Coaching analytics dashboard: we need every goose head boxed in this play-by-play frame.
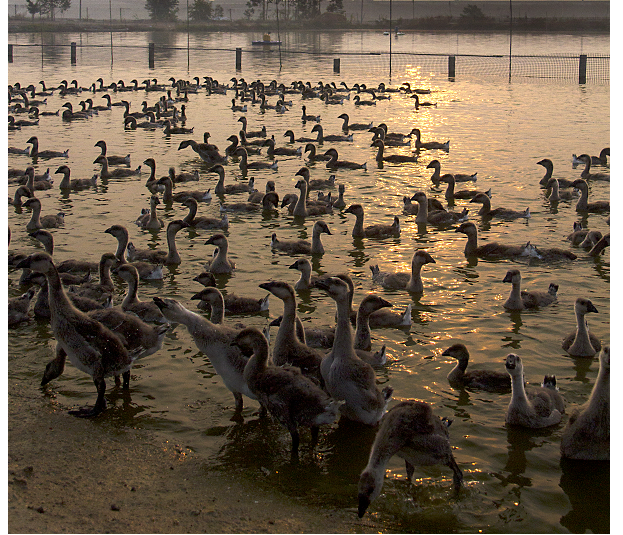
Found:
[258,281,295,301]
[502,269,521,285]
[358,295,392,316]
[15,251,54,273]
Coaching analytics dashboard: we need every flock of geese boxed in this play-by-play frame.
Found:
[8,75,609,518]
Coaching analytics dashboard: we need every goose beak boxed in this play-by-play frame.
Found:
[357,495,370,518]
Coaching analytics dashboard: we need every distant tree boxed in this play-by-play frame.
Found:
[26,0,42,19]
[214,5,224,19]
[145,0,179,21]
[460,4,486,21]
[30,0,70,19]
[189,0,213,21]
[243,5,254,19]
[326,0,343,14]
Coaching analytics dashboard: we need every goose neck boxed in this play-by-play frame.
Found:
[415,198,428,223]
[166,226,182,263]
[464,231,478,256]
[113,233,128,263]
[121,274,139,308]
[447,358,468,383]
[575,187,589,210]
[183,201,197,224]
[354,311,371,351]
[352,211,365,237]
[334,296,355,355]
[162,178,173,202]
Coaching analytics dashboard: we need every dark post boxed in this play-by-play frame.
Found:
[333,58,340,73]
[8,44,13,63]
[448,55,456,79]
[70,42,77,65]
[236,47,242,70]
[149,42,155,69]
[579,54,587,84]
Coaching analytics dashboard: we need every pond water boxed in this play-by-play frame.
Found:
[8,30,609,533]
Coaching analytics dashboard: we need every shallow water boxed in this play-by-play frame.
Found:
[8,30,609,533]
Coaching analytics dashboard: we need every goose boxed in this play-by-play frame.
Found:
[263,138,302,157]
[337,113,372,131]
[577,154,609,182]
[220,192,279,213]
[61,102,89,121]
[239,130,267,147]
[192,272,269,315]
[153,296,255,415]
[178,139,227,164]
[502,269,558,310]
[311,124,353,143]
[224,134,260,156]
[290,178,319,218]
[137,195,164,230]
[23,166,53,191]
[190,287,229,324]
[324,148,366,170]
[295,166,336,190]
[68,253,116,301]
[370,250,436,293]
[209,164,252,195]
[280,193,331,216]
[9,185,33,207]
[86,98,112,113]
[426,159,476,185]
[28,229,98,273]
[9,115,38,128]
[192,286,269,318]
[8,143,29,155]
[441,174,488,201]
[410,94,437,108]
[560,345,609,460]
[248,180,275,203]
[284,130,317,144]
[456,222,531,258]
[588,233,609,257]
[16,252,137,418]
[470,192,530,220]
[111,264,167,324]
[104,225,163,280]
[316,277,393,425]
[545,178,577,201]
[332,184,346,209]
[93,155,141,179]
[402,195,446,216]
[411,128,449,150]
[237,116,266,138]
[536,158,574,188]
[124,115,160,130]
[344,204,400,238]
[410,191,468,225]
[443,343,511,392]
[168,167,200,184]
[55,165,98,190]
[301,105,321,122]
[26,136,68,159]
[271,221,332,255]
[562,298,601,357]
[127,220,189,265]
[233,147,278,173]
[142,158,164,193]
[371,139,418,164]
[304,143,332,162]
[567,221,590,245]
[231,327,339,455]
[572,148,609,167]
[288,258,319,291]
[523,243,577,261]
[258,281,324,384]
[8,288,36,327]
[571,179,609,213]
[162,119,193,135]
[155,175,211,204]
[357,400,462,518]
[353,295,392,359]
[505,353,564,428]
[182,197,229,230]
[353,94,376,106]
[22,198,64,230]
[204,233,236,274]
[579,230,603,250]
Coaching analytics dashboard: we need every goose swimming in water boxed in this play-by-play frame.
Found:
[181,197,228,230]
[94,140,130,166]
[410,191,468,225]
[470,192,530,220]
[93,155,141,179]
[344,204,400,238]
[443,343,511,392]
[370,250,436,293]
[55,165,98,191]
[505,353,564,428]
[271,221,332,255]
[231,327,339,455]
[427,159,476,185]
[571,179,609,213]
[410,94,437,108]
[105,225,163,280]
[560,345,609,460]
[233,146,278,174]
[562,298,601,357]
[576,154,609,182]
[112,264,167,324]
[572,148,609,167]
[209,164,252,195]
[371,139,418,164]
[545,178,577,202]
[204,233,236,274]
[323,148,366,170]
[337,113,372,132]
[127,220,189,265]
[23,198,64,230]
[8,288,36,327]
[411,128,448,151]
[456,222,530,258]
[441,174,487,201]
[136,195,164,230]
[502,269,558,310]
[357,400,461,518]
[312,124,353,143]
[26,136,68,159]
[301,105,321,122]
[237,116,266,138]
[588,233,609,257]
[9,185,33,207]
[536,158,574,188]
[332,184,346,209]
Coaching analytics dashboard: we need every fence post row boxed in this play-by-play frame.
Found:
[579,54,587,84]
[448,55,456,79]
[333,58,340,74]
[9,44,13,63]
[149,42,155,69]
[236,47,242,70]
[70,41,77,65]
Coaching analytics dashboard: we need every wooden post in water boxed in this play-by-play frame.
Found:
[236,48,242,71]
[333,58,340,74]
[448,55,455,79]
[8,44,13,63]
[70,42,77,65]
[579,54,587,84]
[149,43,155,69]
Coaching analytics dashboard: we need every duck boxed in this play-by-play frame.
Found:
[370,250,436,293]
[111,264,167,324]
[258,281,324,384]
[94,140,130,166]
[536,158,574,188]
[26,136,68,159]
[104,225,164,280]
[545,178,577,201]
[16,252,137,418]
[192,273,269,315]
[311,124,353,143]
[237,116,266,138]
[357,400,462,518]
[371,139,418,164]
[573,148,609,167]
[505,353,564,428]
[231,327,339,455]
[443,343,511,392]
[22,198,64,230]
[204,233,236,274]
[316,277,393,425]
[411,128,449,150]
[93,155,141,179]
[301,105,321,122]
[426,159,476,185]
[8,288,36,327]
[502,269,558,310]
[577,154,609,182]
[562,298,601,357]
[55,165,98,190]
[233,147,278,173]
[441,174,488,201]
[127,220,189,265]
[410,94,437,107]
[560,345,609,460]
[271,221,332,255]
[28,229,98,273]
[181,197,229,230]
[338,113,373,132]
[571,179,609,213]
[137,195,164,229]
[470,192,530,220]
[262,138,302,157]
[209,164,252,195]
[323,148,366,170]
[588,233,609,257]
[9,185,33,207]
[153,296,255,416]
[410,191,468,225]
[304,143,332,162]
[455,222,531,258]
[67,253,116,301]
[344,204,400,238]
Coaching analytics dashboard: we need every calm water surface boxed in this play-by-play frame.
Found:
[8,31,609,533]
